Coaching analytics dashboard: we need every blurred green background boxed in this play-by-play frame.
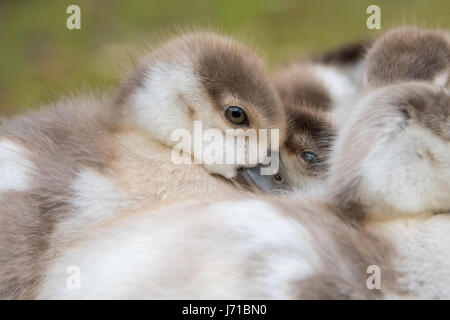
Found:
[0,0,449,116]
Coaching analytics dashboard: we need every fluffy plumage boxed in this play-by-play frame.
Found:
[0,31,341,298]
[273,67,338,191]
[330,27,450,221]
[0,32,290,298]
[35,27,450,299]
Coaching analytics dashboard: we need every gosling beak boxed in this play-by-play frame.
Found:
[235,153,292,193]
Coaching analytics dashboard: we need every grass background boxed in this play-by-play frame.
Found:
[0,0,449,116]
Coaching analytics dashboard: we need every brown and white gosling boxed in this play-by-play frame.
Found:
[35,27,450,299]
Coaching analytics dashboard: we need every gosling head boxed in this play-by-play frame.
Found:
[115,32,288,191]
[364,27,450,88]
[281,104,336,191]
[235,102,336,194]
[270,64,338,193]
[330,27,450,221]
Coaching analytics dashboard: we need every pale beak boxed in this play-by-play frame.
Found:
[235,153,292,193]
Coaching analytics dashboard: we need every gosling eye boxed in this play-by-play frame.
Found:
[225,106,249,126]
[273,173,283,184]
[301,151,318,164]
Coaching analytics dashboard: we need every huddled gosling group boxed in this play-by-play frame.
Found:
[0,26,449,299]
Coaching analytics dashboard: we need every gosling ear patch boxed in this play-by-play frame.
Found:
[194,34,282,121]
[365,27,450,88]
[285,106,336,148]
[396,84,450,140]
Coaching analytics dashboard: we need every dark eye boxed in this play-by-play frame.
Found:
[301,151,318,164]
[225,106,249,126]
[273,173,283,184]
